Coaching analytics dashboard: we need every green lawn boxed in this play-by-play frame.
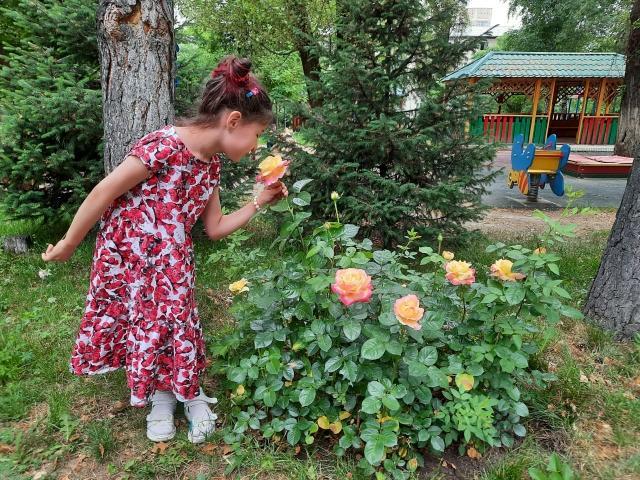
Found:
[0,213,638,479]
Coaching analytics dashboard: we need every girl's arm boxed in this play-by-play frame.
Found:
[202,182,288,241]
[42,156,151,262]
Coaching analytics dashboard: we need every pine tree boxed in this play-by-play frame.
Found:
[287,0,495,246]
[0,0,103,222]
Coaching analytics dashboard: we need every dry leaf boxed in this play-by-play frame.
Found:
[151,442,169,454]
[99,443,105,458]
[467,446,482,459]
[222,445,233,456]
[579,371,589,383]
[294,445,301,455]
[110,400,128,414]
[32,470,48,480]
[69,453,88,472]
[0,444,15,454]
[200,443,217,455]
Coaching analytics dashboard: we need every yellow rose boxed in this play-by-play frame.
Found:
[442,251,455,261]
[228,278,249,294]
[331,268,373,306]
[445,260,476,286]
[393,294,424,330]
[490,259,525,282]
[256,154,289,185]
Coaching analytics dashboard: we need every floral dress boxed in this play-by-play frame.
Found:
[69,125,221,407]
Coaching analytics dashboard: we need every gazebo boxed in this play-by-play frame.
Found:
[443,52,626,146]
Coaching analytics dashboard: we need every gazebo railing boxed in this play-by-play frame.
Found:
[578,116,619,145]
[473,113,619,145]
[472,114,548,145]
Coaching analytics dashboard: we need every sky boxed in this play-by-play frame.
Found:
[467,0,522,30]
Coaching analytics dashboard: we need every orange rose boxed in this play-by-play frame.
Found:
[533,247,547,255]
[331,268,373,306]
[445,260,476,286]
[256,154,289,185]
[394,294,424,330]
[490,259,525,282]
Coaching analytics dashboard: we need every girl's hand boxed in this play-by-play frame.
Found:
[257,181,288,207]
[42,239,77,262]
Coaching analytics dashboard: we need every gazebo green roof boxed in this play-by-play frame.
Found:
[443,52,626,81]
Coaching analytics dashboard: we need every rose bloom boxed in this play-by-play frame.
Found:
[394,294,424,330]
[533,247,547,255]
[442,251,455,261]
[331,268,373,306]
[229,278,249,294]
[490,259,525,282]
[256,155,289,185]
[445,260,476,286]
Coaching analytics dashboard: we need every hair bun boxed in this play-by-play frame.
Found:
[211,55,252,88]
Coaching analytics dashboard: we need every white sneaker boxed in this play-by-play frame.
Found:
[184,387,218,444]
[146,390,177,442]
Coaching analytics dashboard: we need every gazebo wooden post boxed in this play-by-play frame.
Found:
[528,79,542,143]
[464,78,478,137]
[545,78,557,140]
[576,79,591,144]
[596,78,607,116]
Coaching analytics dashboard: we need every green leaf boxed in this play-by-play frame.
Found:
[500,357,515,373]
[361,338,386,360]
[325,357,342,373]
[270,199,290,212]
[513,424,526,437]
[364,438,385,465]
[418,346,438,366]
[505,286,526,305]
[343,321,362,341]
[292,179,313,192]
[339,360,358,383]
[361,396,382,414]
[299,388,316,407]
[514,402,529,417]
[528,468,546,480]
[381,395,400,411]
[227,367,246,383]
[408,360,429,377]
[317,335,332,352]
[548,263,560,275]
[254,332,273,349]
[385,340,403,356]
[430,436,445,452]
[264,389,276,407]
[367,381,386,397]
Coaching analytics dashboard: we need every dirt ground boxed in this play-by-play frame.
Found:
[465,208,617,237]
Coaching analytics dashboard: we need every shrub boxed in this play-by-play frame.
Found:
[214,180,582,477]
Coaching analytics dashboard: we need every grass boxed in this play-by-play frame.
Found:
[0,210,638,479]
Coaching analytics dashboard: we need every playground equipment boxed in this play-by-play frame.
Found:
[507,134,571,202]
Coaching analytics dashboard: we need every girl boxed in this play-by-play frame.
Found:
[42,56,288,444]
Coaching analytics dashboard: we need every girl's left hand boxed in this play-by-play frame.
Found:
[257,181,288,207]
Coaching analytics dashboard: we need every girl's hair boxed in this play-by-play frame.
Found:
[177,56,272,127]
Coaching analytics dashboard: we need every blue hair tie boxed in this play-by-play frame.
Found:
[246,87,259,98]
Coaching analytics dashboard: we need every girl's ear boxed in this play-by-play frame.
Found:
[226,110,242,130]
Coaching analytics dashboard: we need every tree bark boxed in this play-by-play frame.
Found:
[97,0,175,174]
[285,0,322,108]
[583,157,640,339]
[614,0,640,158]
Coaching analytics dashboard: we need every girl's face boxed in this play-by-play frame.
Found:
[220,111,268,162]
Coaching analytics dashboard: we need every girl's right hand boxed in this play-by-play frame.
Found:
[42,239,77,262]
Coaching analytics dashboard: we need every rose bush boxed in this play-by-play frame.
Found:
[214,179,582,477]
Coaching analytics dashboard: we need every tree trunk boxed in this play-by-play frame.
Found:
[583,157,640,339]
[614,0,640,158]
[285,0,322,108]
[97,0,175,174]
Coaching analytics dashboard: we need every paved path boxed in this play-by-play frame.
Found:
[482,151,628,210]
